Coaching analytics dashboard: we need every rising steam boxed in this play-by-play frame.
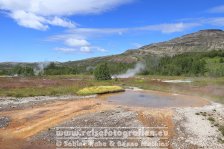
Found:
[112,63,145,78]
[34,62,50,75]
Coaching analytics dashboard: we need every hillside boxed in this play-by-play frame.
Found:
[64,29,224,67]
[1,29,224,70]
[136,29,224,56]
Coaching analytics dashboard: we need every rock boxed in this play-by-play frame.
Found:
[0,116,10,128]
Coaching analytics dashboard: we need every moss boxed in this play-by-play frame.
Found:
[208,117,215,122]
[76,86,124,95]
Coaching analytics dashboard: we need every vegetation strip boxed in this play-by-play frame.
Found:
[76,86,124,95]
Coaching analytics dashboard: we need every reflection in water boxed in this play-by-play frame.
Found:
[107,90,208,108]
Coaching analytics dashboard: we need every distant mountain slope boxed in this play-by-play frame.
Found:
[64,29,224,67]
[1,29,224,69]
[135,29,224,56]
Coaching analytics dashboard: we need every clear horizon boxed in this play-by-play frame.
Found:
[1,0,224,62]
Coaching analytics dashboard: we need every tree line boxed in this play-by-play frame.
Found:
[1,50,224,77]
[142,50,224,77]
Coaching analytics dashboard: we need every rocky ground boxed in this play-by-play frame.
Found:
[29,107,171,149]
[172,102,224,148]
[0,95,96,111]
[0,116,10,128]
[0,90,223,149]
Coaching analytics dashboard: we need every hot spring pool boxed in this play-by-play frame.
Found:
[106,90,208,108]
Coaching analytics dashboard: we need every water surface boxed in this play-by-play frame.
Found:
[106,90,208,108]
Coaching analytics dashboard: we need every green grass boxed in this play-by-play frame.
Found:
[0,75,224,103]
[0,86,81,97]
[76,86,124,96]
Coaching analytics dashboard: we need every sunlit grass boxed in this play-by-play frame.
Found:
[0,86,80,97]
[76,86,124,95]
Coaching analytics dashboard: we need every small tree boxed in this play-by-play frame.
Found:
[12,65,34,76]
[94,63,111,80]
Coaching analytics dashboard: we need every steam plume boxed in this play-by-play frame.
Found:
[112,63,145,78]
[34,62,50,75]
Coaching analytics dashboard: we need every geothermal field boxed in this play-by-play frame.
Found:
[0,75,224,149]
[1,1,224,149]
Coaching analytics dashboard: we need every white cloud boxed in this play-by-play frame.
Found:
[96,47,108,52]
[55,47,77,52]
[50,22,200,53]
[137,23,200,33]
[0,0,132,30]
[55,47,92,53]
[49,22,200,42]
[0,0,133,16]
[10,10,48,30]
[65,38,90,47]
[50,22,197,41]
[206,17,224,26]
[47,17,75,28]
[55,37,107,54]
[9,10,75,30]
[180,17,224,26]
[208,5,224,13]
[80,46,92,53]
[55,46,102,54]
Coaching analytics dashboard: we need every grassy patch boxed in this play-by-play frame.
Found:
[76,86,124,96]
[0,75,224,102]
[0,86,82,97]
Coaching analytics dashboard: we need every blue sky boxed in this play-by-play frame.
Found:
[1,0,224,62]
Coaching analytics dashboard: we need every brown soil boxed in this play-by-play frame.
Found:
[0,98,115,149]
[0,77,88,89]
